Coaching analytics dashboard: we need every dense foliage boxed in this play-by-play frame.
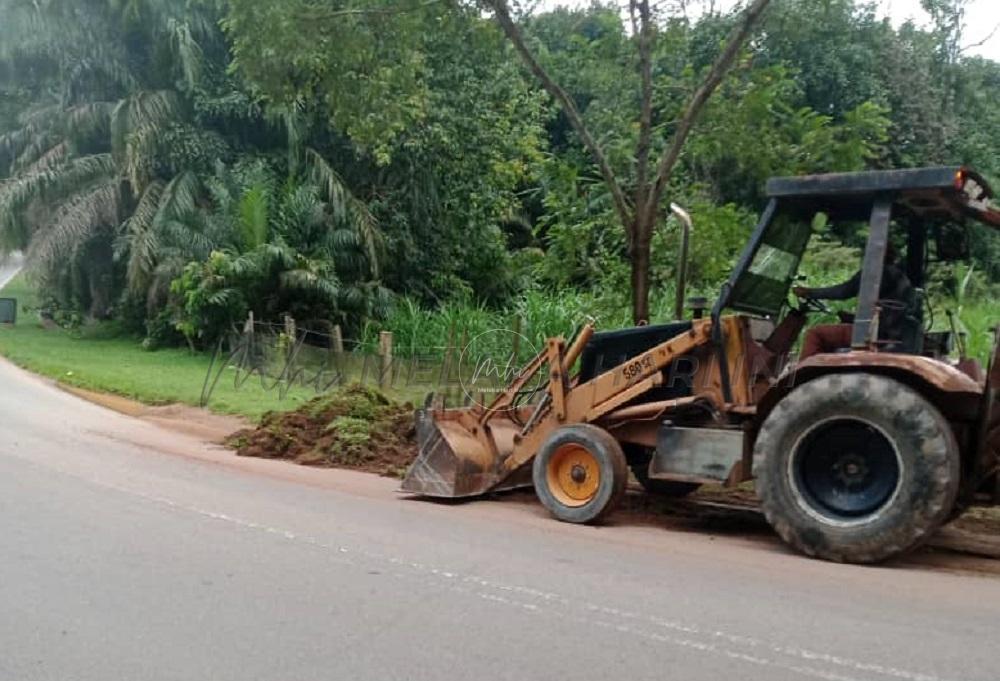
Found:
[1,0,999,347]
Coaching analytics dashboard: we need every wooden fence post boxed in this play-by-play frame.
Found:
[324,323,343,380]
[283,314,297,363]
[241,310,254,356]
[332,324,344,355]
[332,324,344,371]
[379,331,393,391]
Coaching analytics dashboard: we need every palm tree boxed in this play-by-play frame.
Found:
[0,0,216,315]
[0,0,384,328]
[172,158,389,344]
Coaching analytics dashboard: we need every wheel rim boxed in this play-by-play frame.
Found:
[791,418,902,522]
[546,443,601,507]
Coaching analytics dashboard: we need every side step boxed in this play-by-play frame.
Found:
[649,425,745,485]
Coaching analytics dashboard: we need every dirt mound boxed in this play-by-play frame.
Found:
[227,385,417,478]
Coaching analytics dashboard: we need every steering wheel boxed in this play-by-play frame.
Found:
[795,294,833,316]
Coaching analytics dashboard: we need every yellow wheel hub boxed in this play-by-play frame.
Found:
[546,443,601,507]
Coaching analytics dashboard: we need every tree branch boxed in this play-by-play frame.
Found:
[488,0,633,232]
[960,20,1000,54]
[640,0,771,233]
[300,0,445,20]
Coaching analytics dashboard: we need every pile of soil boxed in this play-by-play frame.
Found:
[227,385,417,477]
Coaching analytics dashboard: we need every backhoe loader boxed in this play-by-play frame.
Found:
[401,166,1000,563]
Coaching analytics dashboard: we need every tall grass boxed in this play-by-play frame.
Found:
[945,300,999,363]
[357,285,698,360]
[362,287,999,365]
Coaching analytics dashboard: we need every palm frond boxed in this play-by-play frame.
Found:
[160,218,216,260]
[228,251,262,278]
[329,227,363,249]
[207,288,239,307]
[21,142,70,176]
[147,257,186,310]
[158,171,200,223]
[275,183,325,245]
[0,153,116,239]
[1,101,112,175]
[1,0,134,90]
[0,128,32,173]
[265,103,307,171]
[64,47,138,94]
[65,102,115,142]
[11,134,59,174]
[279,268,340,302]
[166,18,204,90]
[119,179,165,293]
[121,124,157,195]
[27,180,122,273]
[259,241,297,270]
[111,91,180,182]
[238,184,270,250]
[0,103,62,171]
[304,147,382,276]
[204,168,235,214]
[118,171,202,294]
[16,103,65,130]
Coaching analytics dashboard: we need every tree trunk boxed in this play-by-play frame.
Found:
[488,0,773,326]
[86,237,114,320]
[630,219,652,324]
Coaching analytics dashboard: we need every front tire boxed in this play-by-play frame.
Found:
[754,373,959,563]
[533,424,628,524]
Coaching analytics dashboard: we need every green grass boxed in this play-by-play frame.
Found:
[0,274,321,421]
[944,299,1000,364]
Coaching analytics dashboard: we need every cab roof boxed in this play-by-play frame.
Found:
[765,166,1000,227]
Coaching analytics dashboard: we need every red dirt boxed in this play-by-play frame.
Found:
[227,385,417,478]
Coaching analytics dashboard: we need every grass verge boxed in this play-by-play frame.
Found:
[0,274,318,421]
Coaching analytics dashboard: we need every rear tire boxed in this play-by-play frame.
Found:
[754,373,959,564]
[533,424,628,524]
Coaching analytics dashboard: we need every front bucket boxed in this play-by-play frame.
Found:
[400,408,524,498]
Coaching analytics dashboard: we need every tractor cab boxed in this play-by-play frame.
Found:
[716,166,1000,375]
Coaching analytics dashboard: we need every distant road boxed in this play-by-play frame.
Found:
[0,251,23,290]
[1,356,1000,681]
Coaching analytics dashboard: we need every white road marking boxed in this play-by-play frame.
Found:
[26,458,966,681]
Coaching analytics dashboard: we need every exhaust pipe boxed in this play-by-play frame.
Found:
[670,203,693,321]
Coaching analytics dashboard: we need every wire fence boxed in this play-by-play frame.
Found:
[200,316,544,408]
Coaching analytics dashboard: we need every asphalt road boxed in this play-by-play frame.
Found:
[2,357,999,681]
